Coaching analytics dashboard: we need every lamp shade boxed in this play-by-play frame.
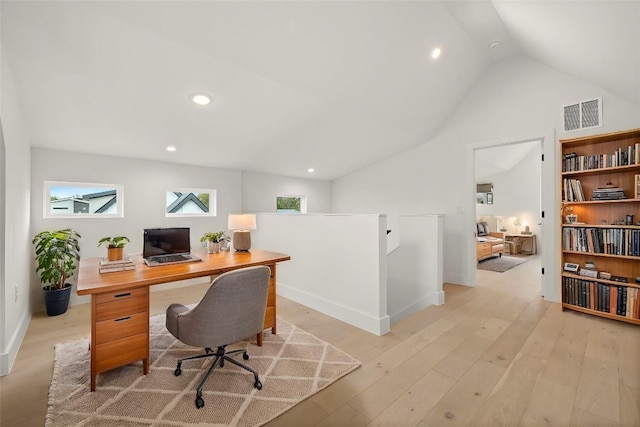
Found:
[228,214,257,231]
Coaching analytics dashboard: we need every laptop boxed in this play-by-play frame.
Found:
[143,227,201,267]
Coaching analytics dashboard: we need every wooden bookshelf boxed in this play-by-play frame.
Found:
[560,128,640,324]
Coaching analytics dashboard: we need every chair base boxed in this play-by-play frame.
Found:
[174,345,262,409]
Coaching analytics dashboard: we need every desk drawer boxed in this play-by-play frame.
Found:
[95,333,148,374]
[95,311,148,345]
[96,286,148,304]
[96,296,147,322]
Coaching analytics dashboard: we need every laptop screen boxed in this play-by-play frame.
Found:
[143,228,191,258]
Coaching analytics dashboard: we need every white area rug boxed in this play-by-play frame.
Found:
[47,315,360,426]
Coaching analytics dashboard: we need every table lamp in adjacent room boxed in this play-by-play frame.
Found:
[228,214,256,251]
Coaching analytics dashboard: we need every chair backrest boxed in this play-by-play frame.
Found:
[176,265,271,348]
[477,222,489,236]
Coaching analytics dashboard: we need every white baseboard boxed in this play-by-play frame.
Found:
[0,309,30,376]
[389,290,445,325]
[277,283,390,336]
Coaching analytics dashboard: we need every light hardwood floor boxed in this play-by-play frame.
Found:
[1,255,639,426]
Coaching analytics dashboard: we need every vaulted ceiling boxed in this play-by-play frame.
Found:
[2,1,639,180]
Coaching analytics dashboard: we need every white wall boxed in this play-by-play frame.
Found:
[30,148,243,311]
[0,51,32,376]
[387,215,444,323]
[332,55,640,301]
[242,171,332,213]
[476,142,542,237]
[252,213,390,335]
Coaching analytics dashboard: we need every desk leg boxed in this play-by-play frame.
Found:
[90,295,97,391]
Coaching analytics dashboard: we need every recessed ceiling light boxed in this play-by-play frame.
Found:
[489,40,502,49]
[191,94,211,106]
[431,48,441,59]
[307,168,315,173]
[166,146,177,152]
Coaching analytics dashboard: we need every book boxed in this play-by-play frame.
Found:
[99,265,135,274]
[100,256,133,266]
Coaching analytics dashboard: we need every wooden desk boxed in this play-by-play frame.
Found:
[504,234,537,255]
[77,249,290,391]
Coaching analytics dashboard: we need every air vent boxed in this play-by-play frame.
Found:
[563,97,602,132]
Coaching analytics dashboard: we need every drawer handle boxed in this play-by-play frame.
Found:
[114,292,131,298]
[114,316,131,322]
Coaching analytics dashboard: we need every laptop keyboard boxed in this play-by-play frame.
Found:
[153,254,190,263]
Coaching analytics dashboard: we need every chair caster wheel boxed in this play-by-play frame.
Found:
[174,368,182,376]
[255,380,262,390]
[243,352,249,360]
[195,396,205,409]
[219,360,224,368]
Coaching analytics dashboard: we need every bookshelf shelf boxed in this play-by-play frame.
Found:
[560,303,640,325]
[560,128,640,324]
[561,163,640,177]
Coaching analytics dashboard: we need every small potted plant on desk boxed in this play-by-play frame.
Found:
[97,236,130,261]
[200,231,229,254]
[32,228,81,316]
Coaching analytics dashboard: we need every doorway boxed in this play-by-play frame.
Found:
[473,139,543,292]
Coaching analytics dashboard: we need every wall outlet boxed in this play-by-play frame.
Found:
[14,285,18,303]
[456,207,465,214]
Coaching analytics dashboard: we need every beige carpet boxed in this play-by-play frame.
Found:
[47,315,361,426]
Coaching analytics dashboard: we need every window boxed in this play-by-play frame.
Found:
[276,195,306,213]
[44,181,124,218]
[165,188,216,217]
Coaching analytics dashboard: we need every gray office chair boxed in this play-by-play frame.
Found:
[166,265,271,409]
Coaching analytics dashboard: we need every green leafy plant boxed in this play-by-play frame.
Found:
[32,229,81,291]
[97,236,130,248]
[200,231,229,244]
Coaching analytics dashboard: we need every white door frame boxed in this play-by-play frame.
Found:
[465,129,559,302]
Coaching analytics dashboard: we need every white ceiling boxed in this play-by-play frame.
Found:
[1,1,639,180]
[475,139,540,180]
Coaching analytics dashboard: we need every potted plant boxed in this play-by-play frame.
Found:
[32,228,81,316]
[97,236,130,261]
[200,231,229,254]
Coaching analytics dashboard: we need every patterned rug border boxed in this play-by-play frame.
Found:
[46,315,361,426]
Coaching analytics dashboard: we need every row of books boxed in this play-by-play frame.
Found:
[562,277,640,319]
[562,227,640,257]
[562,178,629,202]
[562,144,640,172]
[99,257,135,274]
[563,178,585,202]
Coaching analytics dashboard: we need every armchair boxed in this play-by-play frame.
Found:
[166,265,271,409]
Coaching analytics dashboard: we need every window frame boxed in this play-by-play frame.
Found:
[43,181,124,219]
[165,187,217,218]
[276,194,307,214]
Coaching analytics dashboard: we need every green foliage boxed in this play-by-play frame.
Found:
[197,193,209,208]
[200,231,229,243]
[32,229,81,290]
[277,197,301,212]
[97,236,130,248]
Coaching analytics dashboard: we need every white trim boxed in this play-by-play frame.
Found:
[465,130,558,302]
[164,187,217,217]
[43,181,124,218]
[0,309,29,376]
[277,283,391,336]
